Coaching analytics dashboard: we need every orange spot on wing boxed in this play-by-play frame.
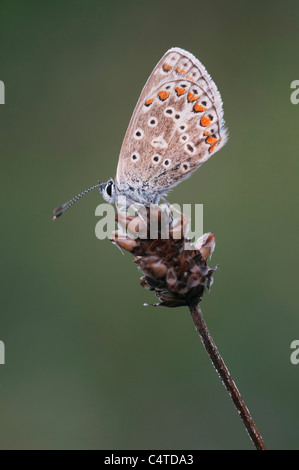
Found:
[176,66,186,74]
[162,62,172,72]
[209,143,217,153]
[175,87,186,96]
[145,98,154,106]
[206,136,218,145]
[193,103,207,112]
[188,92,199,102]
[158,90,170,101]
[186,75,193,80]
[204,131,211,136]
[200,116,211,127]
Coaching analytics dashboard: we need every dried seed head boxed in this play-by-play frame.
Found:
[193,232,216,260]
[111,205,216,308]
[110,232,139,252]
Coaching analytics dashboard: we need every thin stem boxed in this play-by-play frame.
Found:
[189,304,267,450]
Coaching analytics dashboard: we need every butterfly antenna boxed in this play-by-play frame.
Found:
[53,182,104,221]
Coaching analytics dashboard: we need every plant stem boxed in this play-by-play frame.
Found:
[189,304,267,450]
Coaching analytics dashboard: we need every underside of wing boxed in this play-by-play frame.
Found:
[116,47,228,196]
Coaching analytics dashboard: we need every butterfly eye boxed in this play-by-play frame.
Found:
[105,180,114,197]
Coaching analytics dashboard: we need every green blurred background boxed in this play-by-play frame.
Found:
[0,0,298,450]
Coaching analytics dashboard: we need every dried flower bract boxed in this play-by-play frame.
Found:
[110,205,216,307]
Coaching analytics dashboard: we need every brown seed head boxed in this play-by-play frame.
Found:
[111,205,216,308]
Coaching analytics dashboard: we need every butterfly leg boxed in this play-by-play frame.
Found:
[160,196,170,207]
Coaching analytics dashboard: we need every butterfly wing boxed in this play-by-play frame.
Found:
[116,47,228,201]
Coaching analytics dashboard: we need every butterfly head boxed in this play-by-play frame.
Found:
[100,178,117,204]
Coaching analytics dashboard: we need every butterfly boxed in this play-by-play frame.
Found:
[53,47,228,220]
